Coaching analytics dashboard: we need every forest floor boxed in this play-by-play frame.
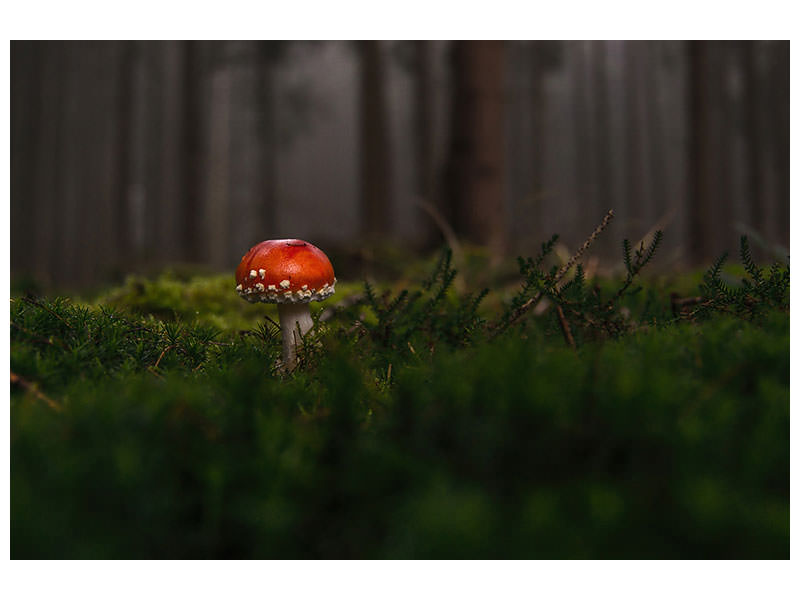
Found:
[10,242,790,558]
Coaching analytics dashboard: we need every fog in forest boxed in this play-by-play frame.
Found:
[10,40,789,290]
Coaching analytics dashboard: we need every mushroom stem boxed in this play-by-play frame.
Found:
[277,302,314,370]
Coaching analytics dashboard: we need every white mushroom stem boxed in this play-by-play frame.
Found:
[277,302,314,370]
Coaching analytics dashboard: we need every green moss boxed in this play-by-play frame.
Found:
[10,244,789,558]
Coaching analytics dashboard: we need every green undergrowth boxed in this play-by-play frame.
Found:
[10,237,789,558]
[92,270,365,332]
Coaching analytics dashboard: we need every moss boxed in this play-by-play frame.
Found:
[10,245,789,558]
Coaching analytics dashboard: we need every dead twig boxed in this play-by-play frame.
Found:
[415,198,463,261]
[552,209,615,289]
[416,198,467,293]
[670,293,705,317]
[147,366,165,380]
[492,209,615,337]
[10,371,62,411]
[555,304,576,349]
[153,345,176,370]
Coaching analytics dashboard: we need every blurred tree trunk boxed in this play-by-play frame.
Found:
[591,41,611,215]
[157,42,185,264]
[644,42,665,230]
[687,41,713,264]
[181,41,203,261]
[55,43,85,284]
[528,42,546,241]
[445,40,506,255]
[257,42,279,239]
[623,42,646,240]
[113,41,134,269]
[30,43,65,287]
[573,42,596,235]
[10,41,42,281]
[228,41,270,256]
[205,45,232,269]
[741,41,764,239]
[358,41,393,238]
[528,41,561,248]
[574,41,618,250]
[767,41,789,250]
[413,40,438,247]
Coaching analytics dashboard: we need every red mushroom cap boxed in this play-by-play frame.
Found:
[235,239,336,304]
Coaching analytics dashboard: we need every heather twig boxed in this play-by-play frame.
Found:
[492,209,614,337]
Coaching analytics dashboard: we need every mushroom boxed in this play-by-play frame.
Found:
[236,239,336,371]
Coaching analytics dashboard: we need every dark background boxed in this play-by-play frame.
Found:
[10,40,790,290]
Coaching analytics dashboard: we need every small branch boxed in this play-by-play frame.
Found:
[21,296,73,328]
[670,293,705,317]
[492,209,614,336]
[264,314,281,330]
[153,345,176,370]
[147,366,165,380]
[415,197,463,261]
[10,371,62,411]
[555,304,576,349]
[554,209,615,285]
[416,198,467,293]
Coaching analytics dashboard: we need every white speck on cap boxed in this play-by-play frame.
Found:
[249,270,257,279]
[255,283,265,292]
[258,269,266,279]
[280,279,290,289]
[268,284,277,291]
[235,284,242,292]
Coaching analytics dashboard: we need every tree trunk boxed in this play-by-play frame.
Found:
[180,41,210,263]
[413,40,438,247]
[358,40,393,238]
[257,42,279,240]
[10,41,42,282]
[687,41,713,264]
[767,41,789,250]
[445,40,506,255]
[112,41,134,271]
[528,41,560,248]
[623,41,646,240]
